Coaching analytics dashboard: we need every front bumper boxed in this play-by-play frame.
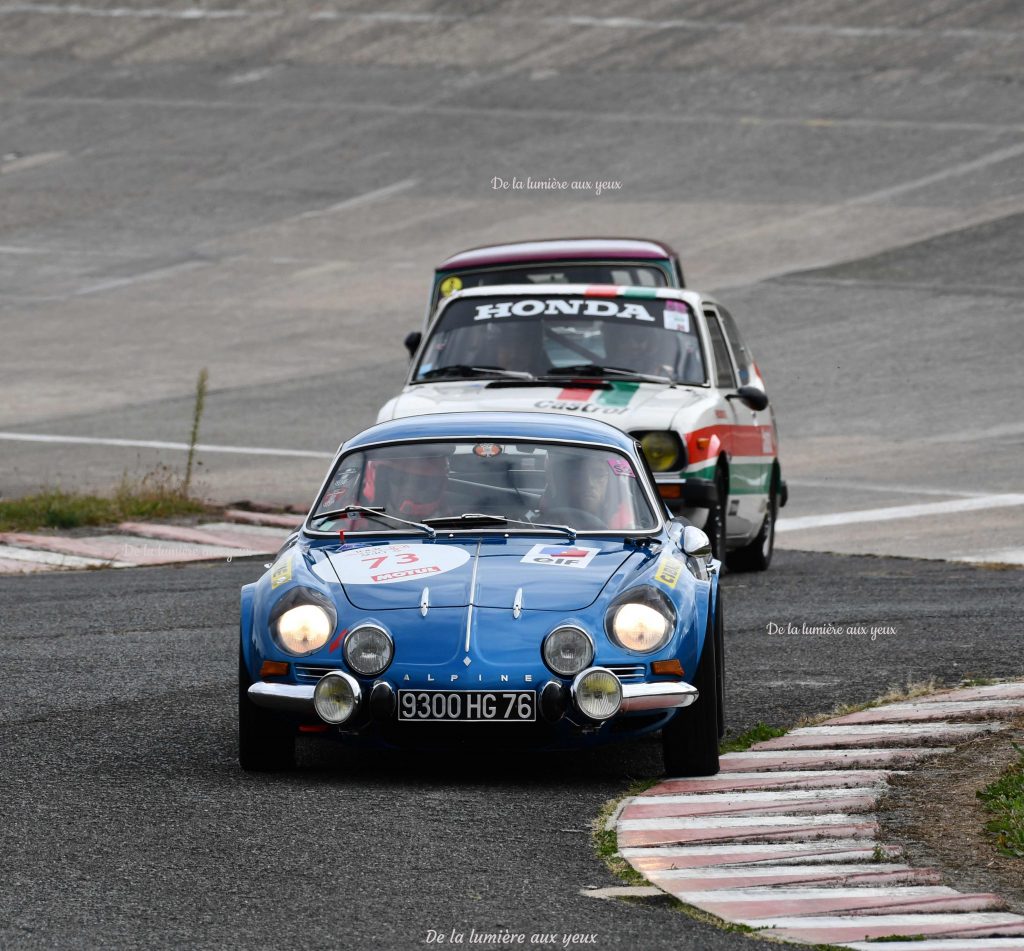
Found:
[248,670,698,720]
[655,476,718,508]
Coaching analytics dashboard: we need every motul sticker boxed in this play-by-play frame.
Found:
[328,544,471,585]
[521,544,600,568]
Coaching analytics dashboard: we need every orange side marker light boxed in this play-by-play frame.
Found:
[652,659,684,677]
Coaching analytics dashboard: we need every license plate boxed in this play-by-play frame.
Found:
[397,690,536,723]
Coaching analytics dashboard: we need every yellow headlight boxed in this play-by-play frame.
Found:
[640,432,680,471]
[276,604,332,655]
[612,603,671,652]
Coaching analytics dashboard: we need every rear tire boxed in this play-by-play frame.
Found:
[704,466,728,562]
[661,604,720,777]
[239,649,295,771]
[727,469,777,573]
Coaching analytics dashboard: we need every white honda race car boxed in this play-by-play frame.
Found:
[378,284,787,571]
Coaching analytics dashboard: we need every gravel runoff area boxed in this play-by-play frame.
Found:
[615,681,1024,948]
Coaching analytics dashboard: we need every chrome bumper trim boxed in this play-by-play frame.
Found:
[621,681,698,712]
[248,681,314,714]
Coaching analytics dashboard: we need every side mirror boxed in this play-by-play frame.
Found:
[681,526,712,560]
[727,386,768,412]
[403,331,422,359]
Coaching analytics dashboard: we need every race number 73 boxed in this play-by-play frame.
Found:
[363,552,419,570]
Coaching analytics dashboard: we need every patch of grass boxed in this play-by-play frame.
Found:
[797,678,940,727]
[866,935,928,943]
[978,742,1024,859]
[719,722,787,753]
[592,778,660,886]
[0,468,205,532]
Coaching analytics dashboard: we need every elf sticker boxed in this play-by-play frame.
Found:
[654,555,683,589]
[327,544,470,585]
[270,556,293,589]
[521,544,599,568]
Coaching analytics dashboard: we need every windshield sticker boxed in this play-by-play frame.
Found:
[474,299,655,322]
[654,554,683,589]
[521,544,600,568]
[440,275,463,297]
[328,544,471,585]
[607,457,636,478]
[270,556,293,589]
[663,300,690,333]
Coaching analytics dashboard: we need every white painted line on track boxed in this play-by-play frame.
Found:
[618,838,879,856]
[75,260,209,296]
[844,941,1024,950]
[956,549,1024,566]
[1,4,1020,40]
[618,814,865,831]
[631,789,880,806]
[17,95,1022,135]
[0,432,334,459]
[737,912,1024,930]
[0,3,254,19]
[653,863,919,881]
[0,546,128,568]
[697,142,1024,255]
[785,723,995,736]
[291,178,419,222]
[923,422,1024,444]
[786,479,986,498]
[777,494,1024,533]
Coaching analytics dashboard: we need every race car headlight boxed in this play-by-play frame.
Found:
[572,668,622,720]
[542,626,595,677]
[270,588,337,656]
[314,671,361,724]
[343,625,394,676]
[605,586,676,653]
[636,431,684,472]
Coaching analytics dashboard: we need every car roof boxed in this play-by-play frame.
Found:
[341,412,640,455]
[436,282,709,311]
[437,238,678,271]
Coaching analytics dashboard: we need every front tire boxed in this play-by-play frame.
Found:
[239,649,295,771]
[661,604,720,777]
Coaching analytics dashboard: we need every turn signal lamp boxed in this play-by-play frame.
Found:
[652,659,684,677]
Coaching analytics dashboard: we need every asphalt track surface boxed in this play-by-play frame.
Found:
[2,2,1024,948]
[1,0,1023,560]
[2,551,1022,950]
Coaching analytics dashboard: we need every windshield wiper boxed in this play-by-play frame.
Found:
[540,364,672,385]
[416,365,535,382]
[423,512,576,539]
[309,504,436,537]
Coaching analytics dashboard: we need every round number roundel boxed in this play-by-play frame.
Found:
[329,544,470,585]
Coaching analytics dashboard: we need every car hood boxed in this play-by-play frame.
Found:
[380,380,704,427]
[309,536,645,611]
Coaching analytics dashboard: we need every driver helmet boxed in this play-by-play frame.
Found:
[363,452,449,518]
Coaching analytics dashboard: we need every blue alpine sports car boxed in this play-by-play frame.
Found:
[239,412,724,775]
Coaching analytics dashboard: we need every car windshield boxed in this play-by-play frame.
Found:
[308,440,659,534]
[435,263,667,308]
[414,294,706,385]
